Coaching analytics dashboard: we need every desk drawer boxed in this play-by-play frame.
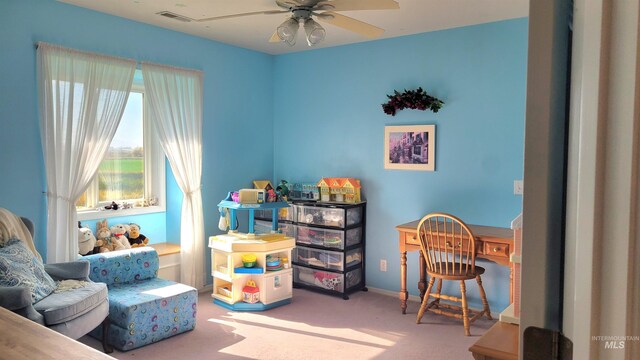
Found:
[484,242,510,258]
[404,232,420,245]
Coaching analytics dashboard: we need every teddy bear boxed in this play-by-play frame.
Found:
[78,226,97,255]
[95,219,125,253]
[110,224,132,250]
[126,223,149,248]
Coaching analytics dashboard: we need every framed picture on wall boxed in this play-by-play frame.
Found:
[384,125,436,171]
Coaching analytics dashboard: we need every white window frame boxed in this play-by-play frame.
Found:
[77,75,165,221]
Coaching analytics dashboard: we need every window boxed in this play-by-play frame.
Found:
[77,71,165,219]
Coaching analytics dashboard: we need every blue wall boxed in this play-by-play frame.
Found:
[273,19,527,311]
[0,0,275,271]
[0,0,527,311]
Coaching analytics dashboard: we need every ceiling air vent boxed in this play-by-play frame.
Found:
[157,11,192,22]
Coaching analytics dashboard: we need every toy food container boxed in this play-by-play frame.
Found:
[242,254,257,268]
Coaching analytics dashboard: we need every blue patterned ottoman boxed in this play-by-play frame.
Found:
[85,248,197,351]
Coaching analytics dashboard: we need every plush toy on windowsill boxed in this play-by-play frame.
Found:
[127,223,149,248]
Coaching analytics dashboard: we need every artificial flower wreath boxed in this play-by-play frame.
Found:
[382,87,444,116]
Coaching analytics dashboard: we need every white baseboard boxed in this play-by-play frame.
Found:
[366,286,422,302]
[366,286,499,319]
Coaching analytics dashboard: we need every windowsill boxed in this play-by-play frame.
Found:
[77,205,166,221]
[149,242,181,256]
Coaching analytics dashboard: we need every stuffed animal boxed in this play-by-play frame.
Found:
[95,219,125,253]
[110,224,132,250]
[126,223,149,248]
[78,226,96,255]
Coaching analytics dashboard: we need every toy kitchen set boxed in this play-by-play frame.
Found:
[209,189,295,311]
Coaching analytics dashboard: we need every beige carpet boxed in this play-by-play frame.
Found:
[80,289,494,359]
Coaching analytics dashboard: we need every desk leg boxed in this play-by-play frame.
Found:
[400,251,408,314]
[418,251,427,300]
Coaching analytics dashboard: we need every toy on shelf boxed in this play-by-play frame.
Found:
[239,189,265,204]
[266,189,277,202]
[242,280,260,304]
[127,223,149,248]
[78,225,97,256]
[290,182,321,200]
[276,180,290,201]
[317,178,361,203]
[266,255,283,271]
[242,254,257,268]
[253,180,274,192]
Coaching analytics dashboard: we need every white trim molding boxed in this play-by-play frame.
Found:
[564,1,640,359]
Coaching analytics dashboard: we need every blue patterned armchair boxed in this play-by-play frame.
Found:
[84,247,197,351]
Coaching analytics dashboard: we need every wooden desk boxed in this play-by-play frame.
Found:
[469,321,519,360]
[0,306,113,359]
[396,220,513,314]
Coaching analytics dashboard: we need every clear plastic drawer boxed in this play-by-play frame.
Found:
[293,265,362,293]
[296,226,354,249]
[293,265,345,293]
[294,246,344,271]
[296,204,362,228]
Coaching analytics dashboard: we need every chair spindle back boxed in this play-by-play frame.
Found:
[417,213,477,276]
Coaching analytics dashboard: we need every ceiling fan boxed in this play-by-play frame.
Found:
[160,0,400,47]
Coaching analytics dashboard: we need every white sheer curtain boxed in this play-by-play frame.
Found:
[142,63,204,289]
[37,43,136,263]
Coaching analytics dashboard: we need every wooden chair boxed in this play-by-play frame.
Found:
[415,213,492,336]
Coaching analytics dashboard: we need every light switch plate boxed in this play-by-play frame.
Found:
[514,180,524,195]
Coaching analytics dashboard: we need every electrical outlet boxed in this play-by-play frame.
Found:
[380,259,387,272]
[514,180,523,195]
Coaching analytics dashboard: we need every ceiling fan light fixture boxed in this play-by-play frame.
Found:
[277,17,300,46]
[304,18,325,46]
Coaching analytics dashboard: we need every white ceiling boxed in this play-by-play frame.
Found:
[58,0,529,55]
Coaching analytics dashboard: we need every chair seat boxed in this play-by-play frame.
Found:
[427,263,485,280]
[33,282,108,325]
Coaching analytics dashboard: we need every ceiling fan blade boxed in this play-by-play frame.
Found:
[316,12,385,38]
[269,31,282,43]
[318,0,399,11]
[195,10,288,22]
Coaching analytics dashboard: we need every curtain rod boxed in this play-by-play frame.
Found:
[35,42,203,75]
[35,42,137,65]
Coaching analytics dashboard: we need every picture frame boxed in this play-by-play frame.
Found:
[384,125,436,171]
